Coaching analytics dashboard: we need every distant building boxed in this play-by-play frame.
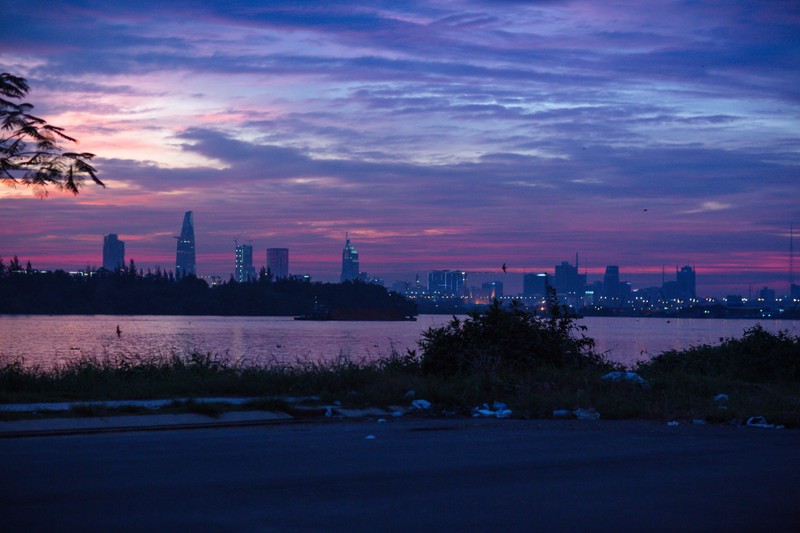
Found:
[428,270,467,296]
[267,248,289,279]
[175,211,196,278]
[523,273,549,297]
[102,234,125,271]
[758,286,776,304]
[235,243,256,282]
[553,259,586,307]
[676,265,696,300]
[340,233,360,282]
[481,281,503,299]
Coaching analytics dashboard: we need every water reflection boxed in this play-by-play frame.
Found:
[0,315,797,370]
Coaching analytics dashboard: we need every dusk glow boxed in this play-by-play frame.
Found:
[2,1,799,296]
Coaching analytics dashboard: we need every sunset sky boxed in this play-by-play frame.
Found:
[2,0,798,296]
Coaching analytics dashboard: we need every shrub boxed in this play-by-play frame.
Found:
[418,290,607,376]
[637,325,800,384]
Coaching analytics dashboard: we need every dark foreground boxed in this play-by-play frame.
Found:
[1,418,798,531]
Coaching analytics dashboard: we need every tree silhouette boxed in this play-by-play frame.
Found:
[0,73,103,196]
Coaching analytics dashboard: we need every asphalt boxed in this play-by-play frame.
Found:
[0,398,399,438]
[2,416,798,531]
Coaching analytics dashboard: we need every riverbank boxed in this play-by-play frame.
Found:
[3,304,798,427]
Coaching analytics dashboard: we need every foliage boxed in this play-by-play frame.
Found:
[0,258,416,317]
[636,325,800,384]
[1,72,102,196]
[417,289,607,376]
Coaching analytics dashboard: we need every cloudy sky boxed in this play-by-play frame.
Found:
[2,0,798,296]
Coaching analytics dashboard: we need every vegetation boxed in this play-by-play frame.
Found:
[1,296,798,426]
[0,258,416,318]
[1,72,102,196]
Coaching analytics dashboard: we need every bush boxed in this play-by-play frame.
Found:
[637,325,800,384]
[418,291,607,376]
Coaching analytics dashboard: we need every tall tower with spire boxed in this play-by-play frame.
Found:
[340,232,360,282]
[175,211,196,278]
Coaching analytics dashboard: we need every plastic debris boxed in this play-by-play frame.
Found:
[602,371,650,388]
[404,389,416,399]
[746,416,784,429]
[365,435,376,440]
[713,394,729,410]
[471,402,513,419]
[573,408,600,420]
[377,418,386,423]
[667,421,680,427]
[411,399,431,410]
[391,410,405,417]
[692,419,707,425]
[325,407,333,417]
[552,409,572,417]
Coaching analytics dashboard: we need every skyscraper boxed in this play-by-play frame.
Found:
[175,211,196,278]
[603,265,620,302]
[523,272,549,297]
[427,270,467,296]
[267,248,289,279]
[340,233,359,282]
[676,265,696,300]
[102,234,125,271]
[235,243,255,282]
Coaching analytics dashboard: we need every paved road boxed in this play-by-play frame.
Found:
[1,418,798,531]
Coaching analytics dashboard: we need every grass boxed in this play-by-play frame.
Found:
[1,312,798,427]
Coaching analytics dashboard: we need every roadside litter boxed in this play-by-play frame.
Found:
[713,394,729,409]
[552,408,600,420]
[573,408,600,420]
[602,371,650,389]
[472,402,513,419]
[746,416,784,429]
[667,421,680,427]
[411,399,431,410]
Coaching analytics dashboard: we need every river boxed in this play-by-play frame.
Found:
[0,315,798,370]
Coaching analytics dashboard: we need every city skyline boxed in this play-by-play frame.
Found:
[1,1,798,297]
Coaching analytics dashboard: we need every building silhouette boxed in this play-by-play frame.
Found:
[340,233,360,282]
[523,272,549,297]
[428,270,467,296]
[553,258,586,307]
[676,265,696,300]
[102,234,125,271]
[235,243,255,282]
[267,248,289,279]
[175,211,196,278]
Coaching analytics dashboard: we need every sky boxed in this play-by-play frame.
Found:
[1,0,799,297]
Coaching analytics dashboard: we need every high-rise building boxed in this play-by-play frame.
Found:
[102,234,125,271]
[523,272,549,297]
[267,248,289,279]
[553,259,585,302]
[427,270,467,296]
[235,243,256,282]
[603,265,621,302]
[676,265,696,300]
[340,233,360,282]
[175,211,196,278]
[481,281,503,299]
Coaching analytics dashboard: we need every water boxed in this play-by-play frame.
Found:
[0,315,798,370]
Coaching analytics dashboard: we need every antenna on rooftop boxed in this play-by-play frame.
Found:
[790,222,795,291]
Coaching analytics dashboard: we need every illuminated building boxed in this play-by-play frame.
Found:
[175,211,196,278]
[340,233,360,282]
[235,243,256,282]
[428,270,467,296]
